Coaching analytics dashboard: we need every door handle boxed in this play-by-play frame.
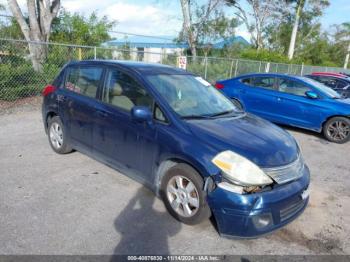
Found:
[277,97,282,102]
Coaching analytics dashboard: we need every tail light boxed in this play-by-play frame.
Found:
[215,83,224,89]
[42,85,56,97]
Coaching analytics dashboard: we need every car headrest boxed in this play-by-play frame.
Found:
[110,83,123,96]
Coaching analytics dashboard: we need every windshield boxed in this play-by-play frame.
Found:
[146,74,240,118]
[301,77,341,98]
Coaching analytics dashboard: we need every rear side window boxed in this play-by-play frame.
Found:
[251,77,276,90]
[240,78,252,85]
[65,66,103,98]
[278,78,311,96]
[102,69,153,111]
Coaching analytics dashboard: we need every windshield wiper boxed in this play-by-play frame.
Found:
[208,110,239,118]
[181,110,242,120]
[181,115,213,120]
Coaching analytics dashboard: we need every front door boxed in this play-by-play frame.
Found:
[274,77,324,130]
[92,67,157,182]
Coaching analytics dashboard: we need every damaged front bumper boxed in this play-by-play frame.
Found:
[207,165,310,238]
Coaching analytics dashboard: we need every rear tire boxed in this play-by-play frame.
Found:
[323,117,350,144]
[160,163,211,225]
[47,116,73,154]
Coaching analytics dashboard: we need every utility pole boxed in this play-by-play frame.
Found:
[344,43,350,69]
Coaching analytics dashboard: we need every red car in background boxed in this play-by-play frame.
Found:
[305,72,350,98]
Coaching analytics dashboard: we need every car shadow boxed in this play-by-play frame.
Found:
[112,186,182,256]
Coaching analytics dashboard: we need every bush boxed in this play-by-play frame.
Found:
[0,62,59,101]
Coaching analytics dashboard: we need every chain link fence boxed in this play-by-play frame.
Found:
[1,38,350,107]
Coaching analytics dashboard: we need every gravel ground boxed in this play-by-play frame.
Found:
[0,96,42,115]
[0,105,349,255]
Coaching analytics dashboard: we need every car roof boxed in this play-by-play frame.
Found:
[311,72,346,77]
[230,73,306,80]
[67,60,191,75]
[309,72,350,81]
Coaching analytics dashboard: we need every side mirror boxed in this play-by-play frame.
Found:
[305,91,318,99]
[131,106,152,123]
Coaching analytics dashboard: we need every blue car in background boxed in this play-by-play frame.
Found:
[42,61,310,238]
[216,73,350,143]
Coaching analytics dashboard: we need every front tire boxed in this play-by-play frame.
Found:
[160,163,211,225]
[47,116,73,154]
[323,117,350,144]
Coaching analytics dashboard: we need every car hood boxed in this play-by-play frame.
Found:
[331,98,350,113]
[186,113,299,168]
[336,98,350,105]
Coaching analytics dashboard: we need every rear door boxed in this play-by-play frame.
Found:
[238,76,283,122]
[274,77,323,129]
[58,65,104,152]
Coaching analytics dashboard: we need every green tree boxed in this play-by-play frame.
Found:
[333,22,350,69]
[50,9,116,46]
[7,0,61,71]
[226,0,278,50]
[0,17,23,39]
[265,1,329,59]
[178,0,237,57]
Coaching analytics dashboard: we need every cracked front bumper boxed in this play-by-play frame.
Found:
[207,165,310,238]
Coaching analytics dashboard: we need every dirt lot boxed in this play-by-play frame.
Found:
[0,103,349,255]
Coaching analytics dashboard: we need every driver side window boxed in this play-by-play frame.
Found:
[103,69,153,111]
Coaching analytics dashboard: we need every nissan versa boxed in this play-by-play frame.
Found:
[42,60,310,238]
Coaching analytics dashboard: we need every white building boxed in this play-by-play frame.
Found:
[102,36,187,63]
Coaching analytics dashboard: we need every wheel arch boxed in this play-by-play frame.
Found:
[44,111,58,132]
[154,156,210,196]
[321,114,350,131]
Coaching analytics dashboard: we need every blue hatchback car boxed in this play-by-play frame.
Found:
[42,61,310,238]
[216,73,350,143]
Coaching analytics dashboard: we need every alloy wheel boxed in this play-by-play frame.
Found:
[49,122,63,149]
[327,120,350,142]
[166,175,200,218]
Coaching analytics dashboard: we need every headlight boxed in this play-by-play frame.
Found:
[212,150,273,186]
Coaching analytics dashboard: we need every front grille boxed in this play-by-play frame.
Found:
[263,156,304,184]
[280,199,305,222]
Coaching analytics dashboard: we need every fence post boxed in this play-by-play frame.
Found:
[94,47,97,60]
[265,62,270,73]
[234,59,239,77]
[204,56,208,79]
[300,63,304,76]
[229,59,234,77]
[78,48,82,60]
[160,52,163,64]
[258,61,262,73]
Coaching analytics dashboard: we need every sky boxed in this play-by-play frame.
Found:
[0,0,349,41]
